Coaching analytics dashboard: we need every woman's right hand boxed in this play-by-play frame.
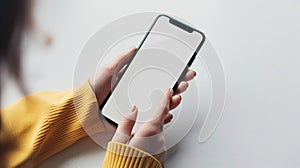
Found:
[111,88,174,165]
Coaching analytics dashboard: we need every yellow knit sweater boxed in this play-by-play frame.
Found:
[0,80,161,168]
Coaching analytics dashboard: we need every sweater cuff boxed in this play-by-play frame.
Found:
[102,141,162,168]
[73,79,106,135]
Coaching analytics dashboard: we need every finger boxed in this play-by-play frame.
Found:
[164,113,173,124]
[154,88,173,123]
[113,47,136,69]
[112,105,138,143]
[162,89,173,115]
[183,69,196,81]
[174,81,189,95]
[170,95,182,110]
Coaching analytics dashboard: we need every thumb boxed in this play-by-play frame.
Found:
[112,105,138,144]
[113,46,136,70]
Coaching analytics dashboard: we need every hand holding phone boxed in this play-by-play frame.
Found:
[91,46,196,124]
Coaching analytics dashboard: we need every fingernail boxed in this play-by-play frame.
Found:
[178,95,182,100]
[132,46,137,51]
[130,105,136,112]
[169,88,173,95]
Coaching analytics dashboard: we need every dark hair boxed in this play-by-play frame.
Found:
[0,0,32,126]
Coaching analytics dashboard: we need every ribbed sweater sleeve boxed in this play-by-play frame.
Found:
[0,80,104,167]
[102,142,162,168]
[0,80,162,168]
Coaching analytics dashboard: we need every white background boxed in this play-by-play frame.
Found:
[3,0,299,167]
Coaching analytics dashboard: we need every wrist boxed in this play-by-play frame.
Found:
[88,78,102,105]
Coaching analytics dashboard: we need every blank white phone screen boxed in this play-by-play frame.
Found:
[102,15,204,125]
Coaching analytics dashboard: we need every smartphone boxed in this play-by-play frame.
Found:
[100,14,205,126]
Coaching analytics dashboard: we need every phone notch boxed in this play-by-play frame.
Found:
[169,18,194,33]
